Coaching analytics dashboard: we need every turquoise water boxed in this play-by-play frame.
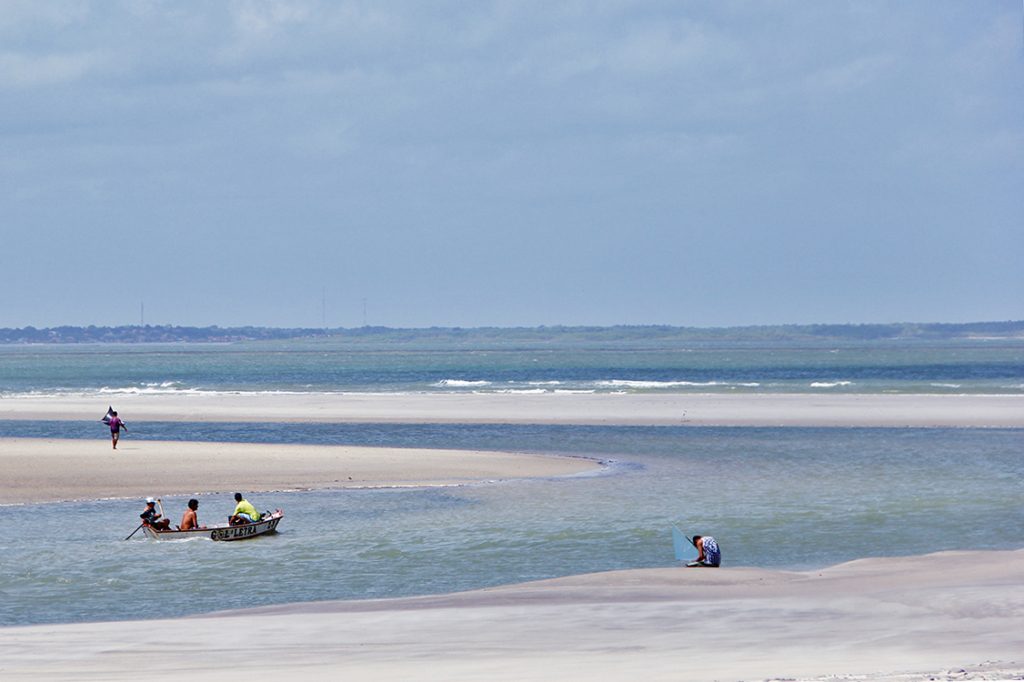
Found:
[1,424,1021,627]
[0,339,1022,627]
[0,338,1022,395]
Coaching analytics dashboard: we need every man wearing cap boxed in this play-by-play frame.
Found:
[140,498,171,531]
[229,492,261,525]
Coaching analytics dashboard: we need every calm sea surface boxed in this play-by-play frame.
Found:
[0,339,1022,627]
[0,337,1022,395]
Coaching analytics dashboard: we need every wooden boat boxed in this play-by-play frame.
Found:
[142,509,284,541]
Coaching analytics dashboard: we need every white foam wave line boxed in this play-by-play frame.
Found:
[98,386,207,395]
[480,388,548,395]
[0,388,353,400]
[5,384,1020,402]
[434,379,492,387]
[595,380,761,389]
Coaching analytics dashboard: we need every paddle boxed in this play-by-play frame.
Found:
[124,522,144,540]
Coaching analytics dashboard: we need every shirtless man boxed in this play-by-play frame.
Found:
[179,499,205,530]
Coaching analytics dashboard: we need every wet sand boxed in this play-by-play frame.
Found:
[0,549,1020,681]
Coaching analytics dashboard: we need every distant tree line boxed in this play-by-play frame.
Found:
[0,321,1021,345]
[0,325,329,344]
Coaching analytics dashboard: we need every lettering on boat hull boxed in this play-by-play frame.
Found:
[141,510,283,542]
[211,517,280,541]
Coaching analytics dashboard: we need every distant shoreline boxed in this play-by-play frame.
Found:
[1,320,1023,344]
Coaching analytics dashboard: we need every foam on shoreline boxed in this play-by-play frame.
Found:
[0,391,1022,426]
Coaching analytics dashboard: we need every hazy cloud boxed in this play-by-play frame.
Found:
[1,1,1020,327]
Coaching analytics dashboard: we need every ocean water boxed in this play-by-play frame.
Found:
[0,339,1022,627]
[0,337,1022,395]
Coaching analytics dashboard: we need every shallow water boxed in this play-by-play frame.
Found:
[1,424,1021,627]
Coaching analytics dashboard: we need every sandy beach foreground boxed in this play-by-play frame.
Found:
[0,549,1020,681]
[0,391,1021,427]
[3,394,1022,680]
[0,438,598,505]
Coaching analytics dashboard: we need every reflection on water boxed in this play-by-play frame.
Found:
[1,425,1022,627]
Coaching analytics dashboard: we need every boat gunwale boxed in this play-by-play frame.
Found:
[141,509,283,540]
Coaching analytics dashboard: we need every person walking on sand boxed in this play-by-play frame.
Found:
[179,498,205,530]
[229,492,261,525]
[108,411,127,450]
[688,535,721,567]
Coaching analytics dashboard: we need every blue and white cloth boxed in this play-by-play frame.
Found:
[702,536,721,566]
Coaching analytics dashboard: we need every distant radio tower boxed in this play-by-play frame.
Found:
[140,301,144,326]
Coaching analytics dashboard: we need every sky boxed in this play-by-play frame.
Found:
[1,1,1021,329]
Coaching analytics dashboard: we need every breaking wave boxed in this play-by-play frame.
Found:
[435,379,493,388]
[595,380,761,389]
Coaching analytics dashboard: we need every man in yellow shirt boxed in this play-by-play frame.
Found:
[229,492,261,525]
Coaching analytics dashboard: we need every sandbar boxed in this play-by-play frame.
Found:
[0,438,599,505]
[3,393,1022,681]
[0,549,1020,681]
[0,391,1022,427]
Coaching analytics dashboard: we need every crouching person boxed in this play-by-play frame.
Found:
[229,492,262,525]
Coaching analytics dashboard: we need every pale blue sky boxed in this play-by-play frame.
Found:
[1,1,1021,328]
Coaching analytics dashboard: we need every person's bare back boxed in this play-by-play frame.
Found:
[179,499,202,530]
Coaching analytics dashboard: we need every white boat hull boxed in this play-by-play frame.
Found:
[142,509,283,541]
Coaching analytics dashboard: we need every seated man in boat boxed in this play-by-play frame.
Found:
[140,497,171,531]
[179,498,205,530]
[229,492,261,525]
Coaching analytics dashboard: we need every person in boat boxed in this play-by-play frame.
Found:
[229,493,261,525]
[689,535,721,567]
[108,411,127,450]
[140,497,171,531]
[179,498,205,530]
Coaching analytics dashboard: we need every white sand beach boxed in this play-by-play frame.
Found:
[0,438,598,505]
[1,391,1022,427]
[2,392,1022,680]
[0,549,1020,681]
